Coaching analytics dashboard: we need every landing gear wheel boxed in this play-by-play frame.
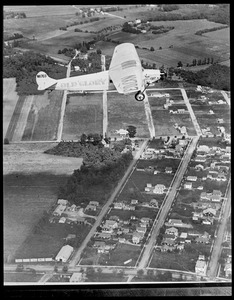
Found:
[135,91,145,101]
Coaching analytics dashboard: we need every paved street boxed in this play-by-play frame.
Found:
[207,180,231,279]
[137,136,199,270]
[69,139,148,267]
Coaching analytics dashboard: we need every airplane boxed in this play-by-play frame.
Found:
[36,43,166,101]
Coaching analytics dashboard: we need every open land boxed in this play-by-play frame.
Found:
[3,142,83,262]
[3,78,19,141]
[62,93,103,140]
[107,92,150,138]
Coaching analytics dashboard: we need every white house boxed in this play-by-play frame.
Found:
[187,176,197,182]
[55,245,73,263]
[70,272,84,282]
[53,204,67,216]
[57,199,69,206]
[165,227,178,237]
[184,181,192,190]
[153,184,166,194]
[195,260,207,276]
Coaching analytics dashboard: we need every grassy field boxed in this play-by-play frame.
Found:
[22,90,64,141]
[3,78,19,141]
[62,93,103,140]
[3,142,83,263]
[99,19,229,68]
[107,92,149,138]
[150,243,211,272]
[4,271,43,282]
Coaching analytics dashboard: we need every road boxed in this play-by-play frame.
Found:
[57,50,79,142]
[101,55,108,137]
[221,90,230,106]
[206,180,231,279]
[69,139,148,267]
[143,92,155,138]
[180,84,202,136]
[137,136,199,270]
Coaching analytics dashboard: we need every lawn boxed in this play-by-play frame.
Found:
[108,206,158,222]
[22,91,63,141]
[99,243,141,266]
[107,92,150,138]
[150,109,196,137]
[62,93,103,140]
[4,271,43,283]
[14,220,91,260]
[150,243,211,272]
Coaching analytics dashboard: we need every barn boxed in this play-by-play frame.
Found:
[55,245,74,263]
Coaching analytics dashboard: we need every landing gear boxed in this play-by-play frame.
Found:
[135,91,145,101]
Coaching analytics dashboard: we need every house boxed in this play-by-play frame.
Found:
[70,272,84,282]
[165,227,179,237]
[188,230,201,237]
[131,199,138,205]
[224,263,232,277]
[59,217,66,223]
[122,228,129,234]
[85,204,96,211]
[136,226,147,234]
[55,245,73,263]
[202,218,213,225]
[119,237,126,243]
[177,244,184,251]
[114,202,124,209]
[141,217,151,224]
[216,173,227,181]
[162,238,176,246]
[195,236,210,244]
[102,226,113,233]
[132,231,144,244]
[109,215,120,222]
[93,241,105,248]
[180,232,188,239]
[150,199,159,208]
[213,190,222,197]
[153,184,166,194]
[57,199,69,206]
[195,260,207,276]
[161,244,175,252]
[89,201,99,206]
[98,232,111,239]
[167,219,183,227]
[203,208,216,217]
[105,220,118,228]
[65,234,76,242]
[195,164,204,171]
[197,186,204,190]
[195,155,206,162]
[145,183,153,192]
[197,145,210,154]
[184,181,193,189]
[200,192,211,201]
[53,204,67,216]
[165,167,173,174]
[198,255,205,261]
[187,176,197,182]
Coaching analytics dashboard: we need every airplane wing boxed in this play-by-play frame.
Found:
[109,43,144,94]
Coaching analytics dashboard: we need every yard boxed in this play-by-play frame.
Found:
[107,92,150,138]
[4,271,43,283]
[150,243,211,272]
[22,91,64,141]
[62,93,103,140]
[99,243,141,266]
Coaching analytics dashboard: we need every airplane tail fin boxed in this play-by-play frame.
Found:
[36,71,57,90]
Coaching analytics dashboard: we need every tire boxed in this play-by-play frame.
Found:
[135,91,145,101]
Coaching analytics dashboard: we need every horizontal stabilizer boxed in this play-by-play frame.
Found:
[36,71,57,90]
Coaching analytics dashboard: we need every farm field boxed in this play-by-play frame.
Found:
[62,93,103,140]
[3,78,19,141]
[3,142,83,263]
[107,92,149,138]
[22,90,64,141]
[99,19,229,68]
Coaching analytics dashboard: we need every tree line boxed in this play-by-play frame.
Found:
[174,64,230,91]
[3,51,66,95]
[45,137,133,206]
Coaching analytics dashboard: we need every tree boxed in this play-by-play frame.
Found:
[127,125,136,138]
[86,267,95,277]
[177,61,183,68]
[80,133,87,145]
[150,46,155,51]
[159,46,162,50]
[96,49,102,55]
[137,269,144,278]
[62,265,68,273]
[4,138,9,144]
